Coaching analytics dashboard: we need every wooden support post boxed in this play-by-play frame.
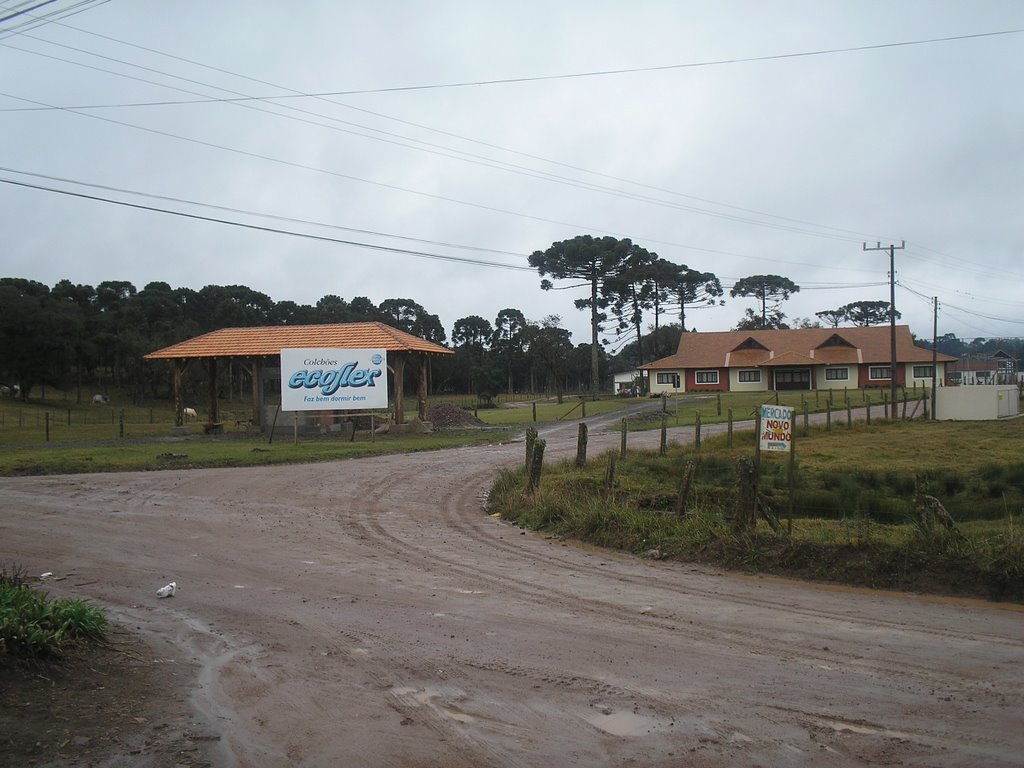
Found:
[174,359,186,426]
[527,438,546,494]
[620,418,627,457]
[660,415,667,456]
[525,427,538,472]
[207,357,219,425]
[717,392,722,416]
[866,400,872,425]
[605,452,616,492]
[803,402,809,437]
[846,401,852,427]
[826,401,832,431]
[418,353,429,421]
[675,460,696,517]
[576,422,588,468]
[695,411,702,451]
[391,354,406,425]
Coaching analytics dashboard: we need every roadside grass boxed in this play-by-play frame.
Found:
[0,565,107,659]
[488,417,1024,601]
[0,428,513,476]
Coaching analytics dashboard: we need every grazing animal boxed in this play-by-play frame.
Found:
[92,394,110,405]
[183,407,198,420]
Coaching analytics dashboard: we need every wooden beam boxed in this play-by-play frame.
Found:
[207,357,219,424]
[418,353,429,421]
[391,353,406,424]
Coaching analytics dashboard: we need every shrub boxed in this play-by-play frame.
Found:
[0,566,106,659]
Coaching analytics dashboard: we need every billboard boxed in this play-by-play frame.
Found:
[759,404,794,452]
[280,348,388,411]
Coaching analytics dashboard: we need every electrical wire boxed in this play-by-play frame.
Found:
[0,175,539,272]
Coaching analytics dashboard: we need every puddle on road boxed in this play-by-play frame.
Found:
[586,709,666,737]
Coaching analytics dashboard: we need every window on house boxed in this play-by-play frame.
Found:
[656,372,674,384]
[869,366,892,380]
[913,365,934,378]
[695,370,719,384]
[825,367,849,381]
[738,370,761,383]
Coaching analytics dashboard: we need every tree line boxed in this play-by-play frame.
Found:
[3,234,1014,403]
[0,277,607,403]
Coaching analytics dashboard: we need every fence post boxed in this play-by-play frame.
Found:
[525,427,538,471]
[532,401,537,423]
[716,392,722,416]
[659,415,667,456]
[119,409,125,439]
[527,438,546,494]
[694,411,702,451]
[803,402,809,436]
[620,418,627,457]
[826,400,832,431]
[866,400,872,425]
[675,460,696,517]
[846,401,852,427]
[576,422,588,468]
[605,452,616,492]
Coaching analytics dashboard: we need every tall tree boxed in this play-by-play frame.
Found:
[814,309,846,328]
[492,308,527,393]
[666,267,724,333]
[529,235,635,397]
[524,315,573,403]
[839,300,900,327]
[603,245,657,368]
[730,275,799,328]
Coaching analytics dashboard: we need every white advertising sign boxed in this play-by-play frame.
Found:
[280,348,388,411]
[759,403,794,452]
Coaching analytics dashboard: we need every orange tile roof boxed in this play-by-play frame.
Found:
[145,322,453,360]
[643,325,955,370]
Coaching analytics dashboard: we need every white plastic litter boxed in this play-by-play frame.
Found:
[39,571,53,580]
[156,581,177,598]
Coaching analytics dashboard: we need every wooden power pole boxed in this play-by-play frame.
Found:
[863,241,905,416]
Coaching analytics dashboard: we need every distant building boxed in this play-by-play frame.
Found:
[946,350,1018,386]
[642,325,955,394]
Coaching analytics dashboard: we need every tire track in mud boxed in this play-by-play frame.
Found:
[337,450,1020,708]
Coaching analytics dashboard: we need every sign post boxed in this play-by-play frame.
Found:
[759,403,797,533]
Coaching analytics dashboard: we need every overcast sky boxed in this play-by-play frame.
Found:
[1,1,1021,350]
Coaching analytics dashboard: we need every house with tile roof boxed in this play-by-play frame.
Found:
[641,325,956,394]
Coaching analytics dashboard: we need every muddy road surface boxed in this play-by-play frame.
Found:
[2,417,1022,767]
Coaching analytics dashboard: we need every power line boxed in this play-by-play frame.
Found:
[6,28,1021,98]
[0,175,539,272]
[0,17,904,246]
[0,165,528,259]
[0,38,879,245]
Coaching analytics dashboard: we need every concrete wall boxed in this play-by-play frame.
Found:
[935,385,1020,421]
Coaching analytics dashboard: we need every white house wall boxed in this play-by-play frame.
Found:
[729,369,767,392]
[814,366,855,391]
[649,371,684,396]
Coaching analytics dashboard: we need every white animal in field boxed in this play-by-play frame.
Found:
[92,394,110,405]
[183,407,198,420]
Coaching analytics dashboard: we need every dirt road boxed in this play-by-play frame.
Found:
[2,416,1022,767]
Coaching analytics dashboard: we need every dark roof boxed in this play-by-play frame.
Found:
[145,322,452,360]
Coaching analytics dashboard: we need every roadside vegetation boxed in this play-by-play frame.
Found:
[488,418,1024,601]
[0,565,107,660]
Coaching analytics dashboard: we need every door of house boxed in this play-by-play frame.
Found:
[774,368,811,390]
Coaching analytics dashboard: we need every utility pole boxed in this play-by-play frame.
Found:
[863,241,905,416]
[931,296,938,420]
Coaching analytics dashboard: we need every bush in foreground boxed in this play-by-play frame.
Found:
[0,564,107,659]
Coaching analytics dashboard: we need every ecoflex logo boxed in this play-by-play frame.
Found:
[280,348,388,411]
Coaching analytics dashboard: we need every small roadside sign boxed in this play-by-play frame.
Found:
[759,404,794,453]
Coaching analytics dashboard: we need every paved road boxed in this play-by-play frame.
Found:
[1,414,1021,767]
